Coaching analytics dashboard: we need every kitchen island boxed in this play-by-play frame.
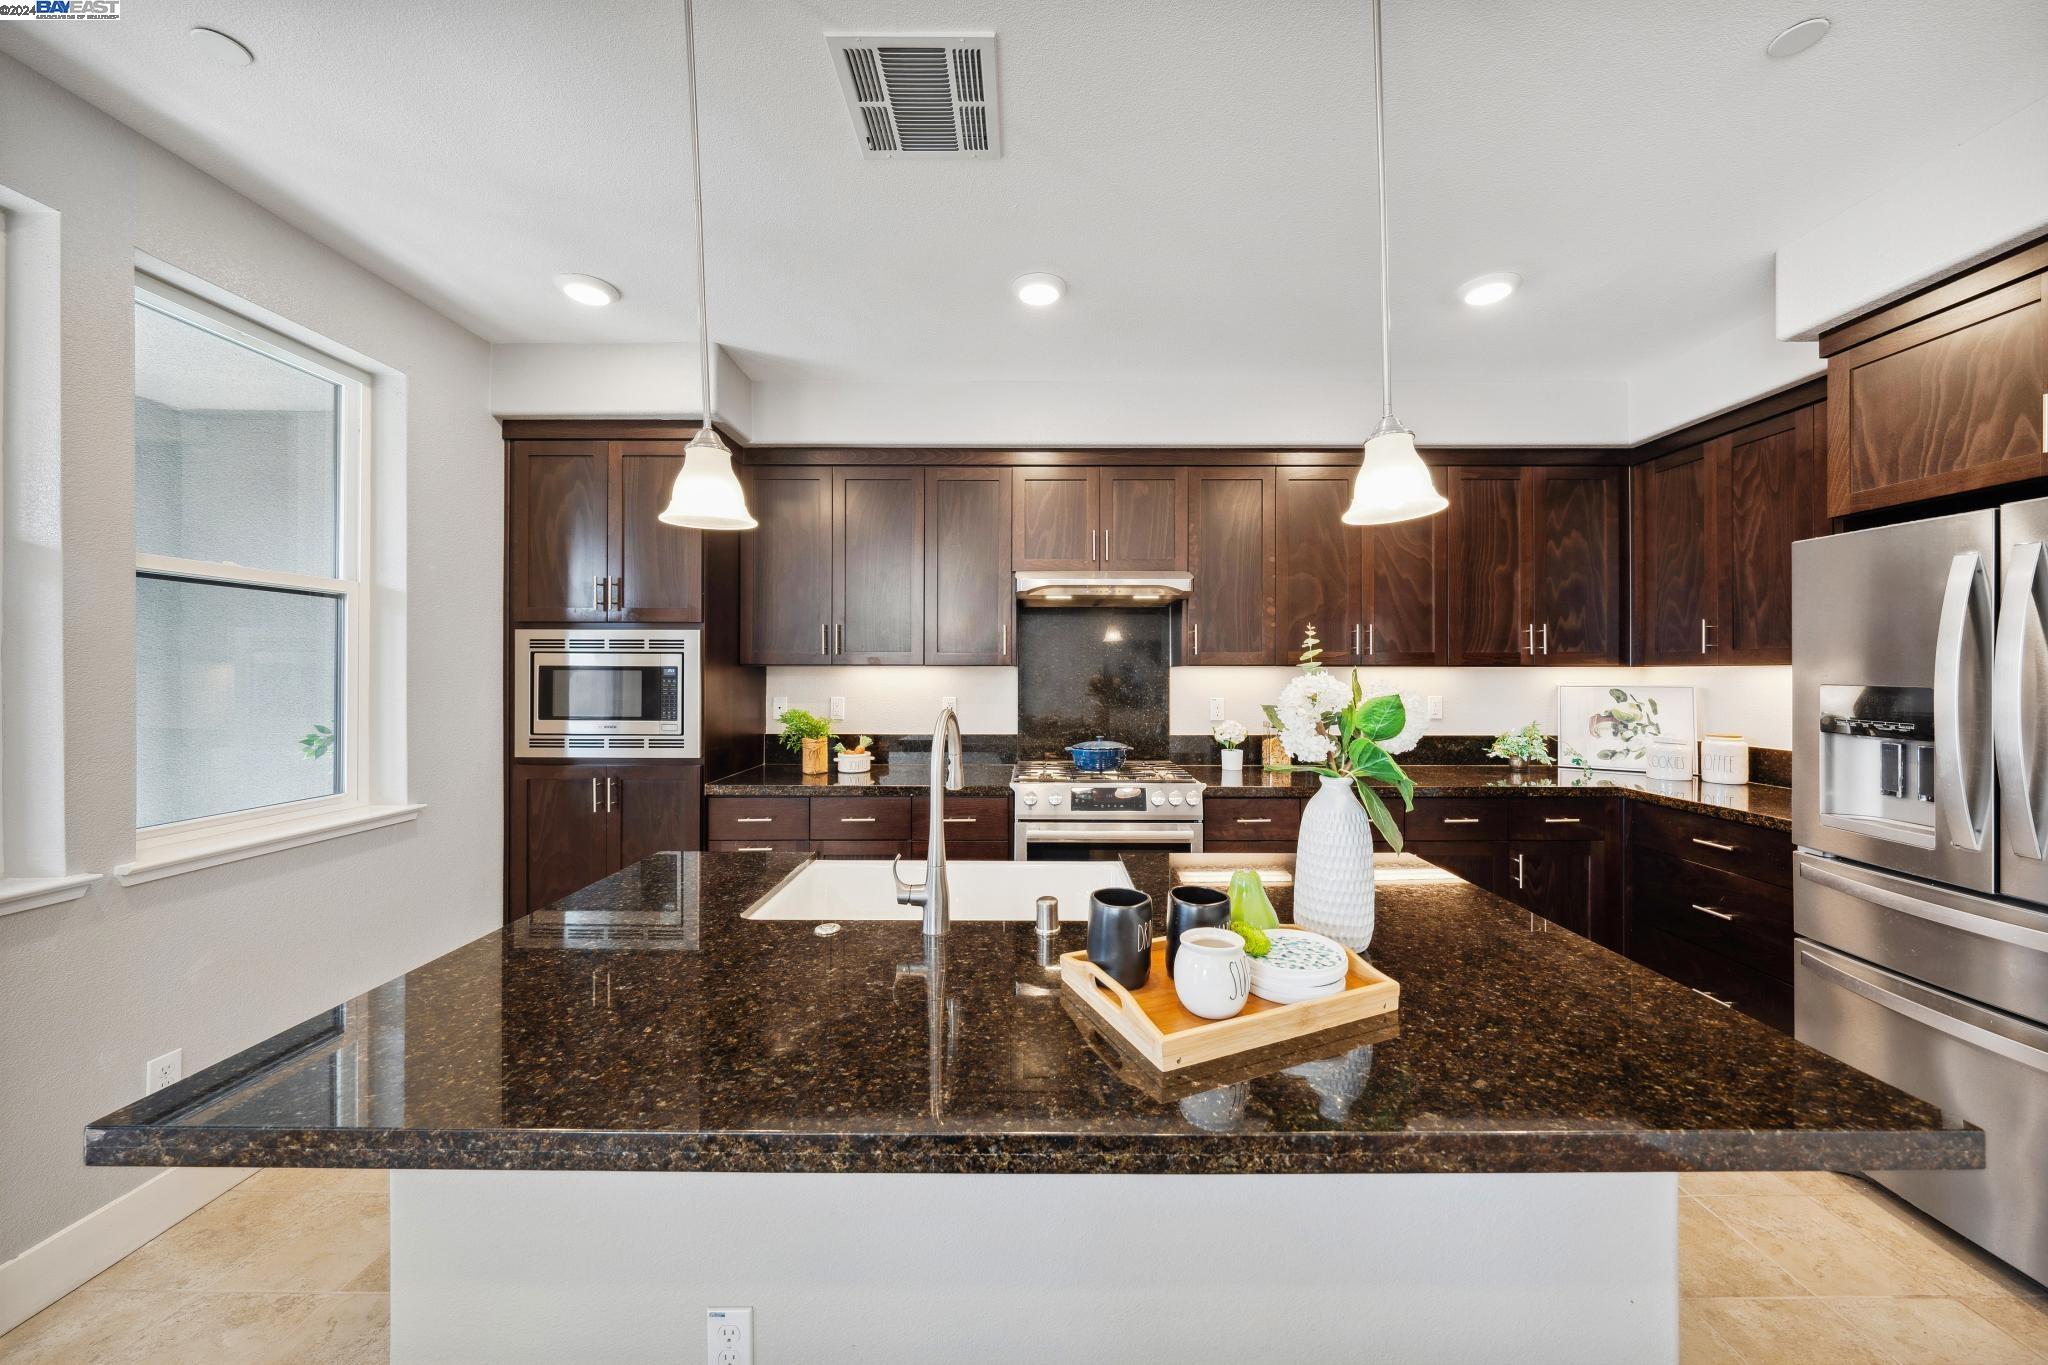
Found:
[88,850,1975,1363]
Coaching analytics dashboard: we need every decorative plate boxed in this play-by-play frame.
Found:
[1249,929,1349,988]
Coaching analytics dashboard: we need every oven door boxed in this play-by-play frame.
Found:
[1019,821,1201,861]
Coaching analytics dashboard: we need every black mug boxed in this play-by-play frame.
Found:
[1087,888,1154,990]
[1165,885,1232,978]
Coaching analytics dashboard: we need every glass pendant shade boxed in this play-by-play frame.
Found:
[1342,420,1447,525]
[659,428,756,531]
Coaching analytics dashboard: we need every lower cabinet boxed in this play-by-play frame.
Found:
[1623,805,1792,1031]
[510,763,703,920]
[706,794,1013,860]
[1504,839,1597,938]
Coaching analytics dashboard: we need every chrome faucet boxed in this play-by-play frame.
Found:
[892,704,963,937]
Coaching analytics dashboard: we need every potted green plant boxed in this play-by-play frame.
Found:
[834,734,875,775]
[1487,721,1552,771]
[778,708,833,775]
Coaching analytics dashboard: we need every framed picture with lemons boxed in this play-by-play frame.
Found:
[1556,684,1697,773]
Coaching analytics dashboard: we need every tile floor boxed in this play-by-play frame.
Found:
[2,1168,2044,1362]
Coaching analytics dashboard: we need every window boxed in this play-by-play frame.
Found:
[132,277,369,835]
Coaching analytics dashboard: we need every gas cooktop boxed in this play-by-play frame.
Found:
[1011,759,1197,784]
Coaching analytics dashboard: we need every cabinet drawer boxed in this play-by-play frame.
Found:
[813,839,906,859]
[910,796,1011,840]
[1406,798,1506,842]
[708,797,810,841]
[907,839,1012,862]
[1631,804,1790,887]
[1508,798,1610,840]
[1631,848,1791,982]
[1203,798,1301,840]
[1627,923,1792,1033]
[708,838,810,854]
[809,797,912,841]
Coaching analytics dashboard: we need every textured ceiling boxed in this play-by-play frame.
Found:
[6,0,2045,395]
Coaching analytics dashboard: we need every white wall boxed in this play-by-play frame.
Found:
[0,48,502,1272]
[489,341,754,437]
[764,666,1017,736]
[1624,308,1823,445]
[1777,94,2048,340]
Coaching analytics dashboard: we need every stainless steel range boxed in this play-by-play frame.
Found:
[1010,759,1205,860]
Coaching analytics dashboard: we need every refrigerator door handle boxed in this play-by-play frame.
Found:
[1797,941,2048,1077]
[1995,541,2048,861]
[1797,856,2048,953]
[1934,550,1993,852]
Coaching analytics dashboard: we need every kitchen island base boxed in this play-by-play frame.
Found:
[391,1169,1677,1364]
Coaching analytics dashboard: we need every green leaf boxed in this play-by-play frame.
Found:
[1357,692,1406,742]
[1354,779,1404,851]
[1610,688,1628,702]
[1647,698,1660,714]
[1261,703,1284,732]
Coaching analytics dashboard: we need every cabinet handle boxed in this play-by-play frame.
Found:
[611,577,623,611]
[734,816,775,824]
[1523,623,1534,655]
[1690,903,1734,921]
[1091,528,1099,561]
[1542,816,1580,825]
[821,622,829,655]
[593,575,606,611]
[1000,620,1007,657]
[1192,623,1199,656]
[1235,817,1273,825]
[1539,623,1548,655]
[1701,618,1714,654]
[590,777,600,813]
[1513,852,1525,888]
[605,777,615,813]
[1691,836,1738,852]
[1691,988,1735,1008]
[838,816,877,824]
[942,816,975,824]
[836,623,844,655]
[1353,623,1361,655]
[1442,816,1481,825]
[1367,623,1376,655]
[736,846,774,853]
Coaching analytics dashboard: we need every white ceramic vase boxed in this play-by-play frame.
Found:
[1219,749,1244,774]
[1293,774,1376,950]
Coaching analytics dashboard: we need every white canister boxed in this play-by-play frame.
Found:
[1645,736,1696,781]
[1219,748,1244,775]
[1699,735,1749,786]
[1172,927,1251,1020]
[835,751,873,774]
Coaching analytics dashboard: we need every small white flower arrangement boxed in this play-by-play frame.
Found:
[1211,720,1247,750]
[1261,625,1426,848]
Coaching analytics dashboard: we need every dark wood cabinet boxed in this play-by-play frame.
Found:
[1634,443,1717,663]
[1275,468,1363,664]
[510,439,706,626]
[613,767,702,868]
[925,469,1015,665]
[511,763,702,919]
[1185,468,1276,664]
[706,793,1011,860]
[1363,514,1445,665]
[741,468,835,664]
[1102,468,1187,571]
[832,468,924,664]
[1406,840,1504,893]
[1446,468,1524,665]
[1446,466,1620,667]
[1013,468,1097,571]
[613,442,703,623]
[1506,840,1597,938]
[1013,467,1186,572]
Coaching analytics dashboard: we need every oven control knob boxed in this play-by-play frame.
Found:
[1021,791,1038,807]
[1047,791,1064,806]
[1151,792,1165,806]
[1168,791,1183,806]
[1186,794,1199,810]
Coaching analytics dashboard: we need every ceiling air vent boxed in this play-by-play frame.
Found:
[826,33,1001,159]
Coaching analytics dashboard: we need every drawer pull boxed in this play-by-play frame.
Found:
[1690,903,1735,922]
[1442,817,1481,825]
[736,846,774,853]
[734,816,775,824]
[942,816,976,824]
[1691,837,1738,852]
[1542,816,1581,825]
[838,816,877,824]
[1691,988,1735,1008]
[1235,817,1274,825]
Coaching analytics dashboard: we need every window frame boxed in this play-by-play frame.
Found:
[131,274,374,843]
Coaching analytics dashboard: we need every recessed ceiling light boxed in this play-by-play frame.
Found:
[188,26,254,66]
[1458,272,1521,307]
[554,274,621,307]
[1766,17,1831,58]
[1013,273,1066,307]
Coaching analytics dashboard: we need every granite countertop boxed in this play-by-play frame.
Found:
[87,850,1973,1176]
[708,763,1018,798]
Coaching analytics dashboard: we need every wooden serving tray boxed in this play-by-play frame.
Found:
[1060,938,1399,1072]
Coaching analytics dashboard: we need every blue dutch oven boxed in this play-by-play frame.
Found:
[1066,738,1132,773]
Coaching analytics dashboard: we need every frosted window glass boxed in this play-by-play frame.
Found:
[136,576,341,828]
[134,301,340,578]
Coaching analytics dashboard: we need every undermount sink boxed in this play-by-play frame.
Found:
[745,859,1133,923]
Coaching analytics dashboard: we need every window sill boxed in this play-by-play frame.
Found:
[113,803,426,887]
[0,873,99,919]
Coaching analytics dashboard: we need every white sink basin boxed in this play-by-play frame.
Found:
[745,859,1133,922]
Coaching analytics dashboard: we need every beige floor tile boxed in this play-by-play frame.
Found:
[84,1180,343,1293]
[1778,1170,1869,1196]
[1817,1190,2040,1299]
[328,1169,392,1197]
[207,1193,390,1294]
[1680,1170,1810,1197]
[0,1290,185,1363]
[1680,1302,1747,1365]
[1834,1296,2041,1365]
[342,1250,389,1295]
[1966,1297,2048,1360]
[1681,1198,1808,1299]
[1705,1193,1945,1297]
[127,1291,377,1364]
[1694,1296,1894,1365]
[247,1168,362,1198]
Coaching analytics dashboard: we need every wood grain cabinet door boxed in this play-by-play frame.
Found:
[1719,405,1824,663]
[1185,468,1276,664]
[1445,468,1525,665]
[510,440,612,624]
[740,468,835,665]
[833,467,924,664]
[613,441,703,623]
[1524,467,1622,666]
[1363,511,1446,665]
[1633,444,1719,664]
[1506,839,1595,938]
[925,469,1014,665]
[510,763,617,919]
[1101,467,1187,571]
[1013,468,1099,570]
[1827,273,2048,517]
[612,765,703,863]
[1275,467,1362,664]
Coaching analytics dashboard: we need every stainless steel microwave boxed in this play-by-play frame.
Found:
[514,628,700,759]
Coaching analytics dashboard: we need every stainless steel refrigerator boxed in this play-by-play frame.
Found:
[1792,496,2048,1285]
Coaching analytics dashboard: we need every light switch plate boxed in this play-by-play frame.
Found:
[1427,695,1444,721]
[1209,697,1225,722]
[706,1306,753,1365]
[772,696,789,719]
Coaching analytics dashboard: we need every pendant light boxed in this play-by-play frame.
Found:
[660,0,756,531]
[1343,0,1448,527]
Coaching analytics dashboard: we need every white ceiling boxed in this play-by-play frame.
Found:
[6,1,2046,421]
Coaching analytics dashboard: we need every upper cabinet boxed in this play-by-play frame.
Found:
[1185,468,1276,664]
[511,438,703,625]
[1274,465,1443,665]
[739,467,835,664]
[1014,467,1187,572]
[742,467,925,666]
[1445,466,1622,667]
[1445,468,1524,665]
[926,469,1016,666]
[1824,244,2048,517]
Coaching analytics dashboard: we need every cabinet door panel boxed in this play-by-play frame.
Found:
[1407,840,1503,894]
[741,469,835,664]
[1186,469,1276,664]
[1722,407,1823,662]
[1275,468,1362,664]
[614,441,703,623]
[510,441,611,624]
[1506,839,1595,938]
[834,468,924,664]
[926,469,1014,664]
[1634,445,1716,664]
[1364,512,1444,664]
[1102,468,1186,571]
[1013,469,1098,570]
[1446,469,1523,665]
[1525,468,1622,665]
[614,766,702,863]
[511,764,615,919]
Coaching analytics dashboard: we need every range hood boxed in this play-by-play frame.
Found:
[1014,572,1191,607]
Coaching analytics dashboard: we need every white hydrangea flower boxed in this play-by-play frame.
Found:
[1280,724,1332,764]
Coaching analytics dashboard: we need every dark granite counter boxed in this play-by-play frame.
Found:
[708,763,1017,798]
[87,850,1972,1176]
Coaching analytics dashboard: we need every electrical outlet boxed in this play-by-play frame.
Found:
[829,696,847,721]
[145,1049,182,1095]
[706,1307,753,1365]
[772,696,789,719]
[1427,695,1444,721]
[1209,697,1225,722]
